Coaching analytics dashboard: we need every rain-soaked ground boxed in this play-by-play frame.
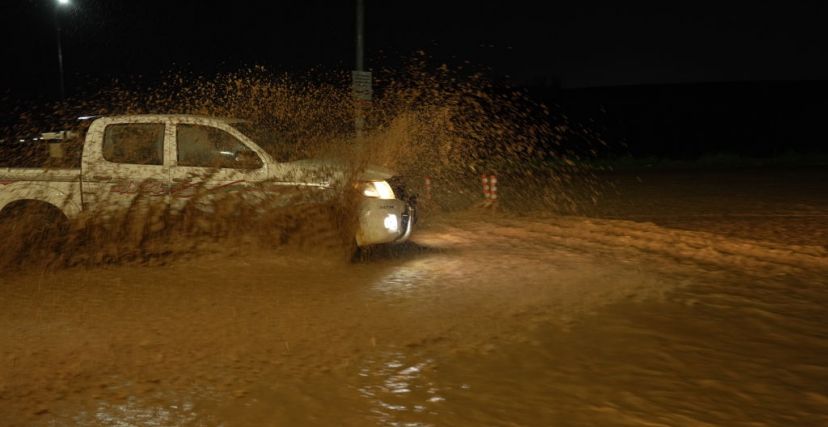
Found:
[1,167,827,426]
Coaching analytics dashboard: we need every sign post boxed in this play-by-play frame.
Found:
[352,70,372,139]
[353,0,370,140]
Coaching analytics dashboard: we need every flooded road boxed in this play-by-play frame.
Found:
[1,169,827,426]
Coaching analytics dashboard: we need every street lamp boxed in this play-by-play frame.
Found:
[55,0,71,100]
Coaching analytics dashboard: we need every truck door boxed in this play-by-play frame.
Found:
[169,122,268,215]
[81,119,171,217]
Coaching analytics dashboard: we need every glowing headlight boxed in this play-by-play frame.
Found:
[383,214,399,232]
[361,181,396,200]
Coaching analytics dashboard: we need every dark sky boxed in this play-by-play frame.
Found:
[2,0,827,101]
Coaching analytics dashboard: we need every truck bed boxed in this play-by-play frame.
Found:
[0,168,81,183]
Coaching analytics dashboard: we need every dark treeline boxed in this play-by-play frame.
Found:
[4,80,828,167]
[528,80,828,160]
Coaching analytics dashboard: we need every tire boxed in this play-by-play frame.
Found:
[0,202,68,266]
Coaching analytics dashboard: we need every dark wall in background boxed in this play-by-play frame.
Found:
[4,80,828,162]
[541,81,828,159]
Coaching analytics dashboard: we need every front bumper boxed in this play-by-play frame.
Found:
[355,198,414,247]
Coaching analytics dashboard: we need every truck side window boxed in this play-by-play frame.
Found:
[102,123,165,165]
[176,124,263,169]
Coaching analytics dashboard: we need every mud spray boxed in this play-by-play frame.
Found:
[0,62,605,272]
[4,64,828,427]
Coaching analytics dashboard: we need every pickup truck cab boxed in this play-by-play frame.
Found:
[0,114,414,247]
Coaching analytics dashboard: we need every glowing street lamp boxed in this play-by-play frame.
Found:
[55,0,71,100]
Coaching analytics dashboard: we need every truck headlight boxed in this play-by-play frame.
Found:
[360,180,396,200]
[383,214,399,232]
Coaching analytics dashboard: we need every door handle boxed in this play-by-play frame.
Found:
[92,175,112,181]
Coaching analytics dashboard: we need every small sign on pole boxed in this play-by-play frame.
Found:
[352,70,373,101]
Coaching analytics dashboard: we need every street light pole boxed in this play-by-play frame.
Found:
[355,0,364,73]
[55,0,70,100]
[354,0,366,140]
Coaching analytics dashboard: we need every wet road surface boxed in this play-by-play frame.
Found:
[1,169,827,426]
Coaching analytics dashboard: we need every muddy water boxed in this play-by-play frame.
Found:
[2,171,828,426]
[0,225,659,426]
[587,167,828,247]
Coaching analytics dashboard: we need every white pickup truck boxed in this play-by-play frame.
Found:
[0,114,414,247]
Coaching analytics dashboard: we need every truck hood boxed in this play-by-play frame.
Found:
[277,158,396,185]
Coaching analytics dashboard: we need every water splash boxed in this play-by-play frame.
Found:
[1,61,607,272]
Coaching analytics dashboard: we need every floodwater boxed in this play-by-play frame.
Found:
[1,168,827,426]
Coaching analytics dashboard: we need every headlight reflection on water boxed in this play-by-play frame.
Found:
[371,263,430,296]
[358,351,444,426]
[74,396,202,427]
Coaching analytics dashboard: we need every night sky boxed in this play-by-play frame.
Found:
[2,0,827,101]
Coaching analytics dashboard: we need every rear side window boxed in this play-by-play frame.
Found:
[102,123,165,165]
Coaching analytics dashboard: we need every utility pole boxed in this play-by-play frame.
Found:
[355,0,364,72]
[352,0,371,140]
[55,0,70,100]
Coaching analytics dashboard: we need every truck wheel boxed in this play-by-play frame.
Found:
[349,239,364,262]
[0,202,69,265]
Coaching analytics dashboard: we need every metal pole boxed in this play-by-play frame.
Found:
[55,7,66,100]
[355,0,364,72]
[354,0,365,139]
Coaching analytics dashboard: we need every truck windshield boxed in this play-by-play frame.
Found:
[232,123,300,163]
